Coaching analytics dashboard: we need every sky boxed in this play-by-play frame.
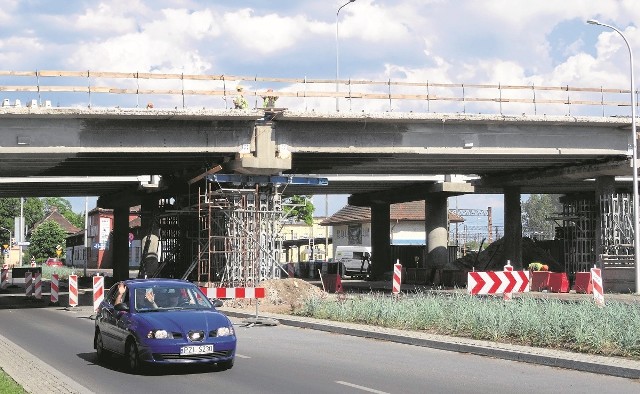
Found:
[2,0,640,234]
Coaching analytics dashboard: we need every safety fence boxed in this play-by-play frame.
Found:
[0,69,637,117]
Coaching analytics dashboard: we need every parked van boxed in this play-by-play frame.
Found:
[335,246,371,278]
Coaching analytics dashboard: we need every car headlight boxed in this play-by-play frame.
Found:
[216,326,234,337]
[147,329,174,339]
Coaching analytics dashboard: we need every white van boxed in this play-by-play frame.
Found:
[335,246,371,278]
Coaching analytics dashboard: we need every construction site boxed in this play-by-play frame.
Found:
[133,172,637,293]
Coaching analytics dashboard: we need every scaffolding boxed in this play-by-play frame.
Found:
[180,173,327,287]
[599,193,634,266]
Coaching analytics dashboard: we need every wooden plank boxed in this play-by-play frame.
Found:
[0,71,37,77]
[189,165,223,185]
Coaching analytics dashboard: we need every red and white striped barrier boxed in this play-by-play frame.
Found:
[1,268,7,289]
[503,261,514,301]
[199,287,266,299]
[68,274,78,307]
[591,266,605,307]
[93,275,104,312]
[468,270,530,295]
[287,263,295,278]
[25,272,32,296]
[34,272,42,299]
[392,262,402,294]
[50,274,59,304]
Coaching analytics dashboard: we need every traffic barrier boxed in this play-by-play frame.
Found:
[50,274,59,304]
[548,272,569,293]
[68,274,78,307]
[287,263,295,278]
[200,287,266,299]
[93,275,104,312]
[503,261,513,301]
[591,266,605,307]
[572,271,592,293]
[1,268,7,289]
[392,262,402,294]
[24,272,32,296]
[468,270,530,295]
[34,272,42,299]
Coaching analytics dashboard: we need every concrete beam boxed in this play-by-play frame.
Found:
[226,123,292,175]
[349,182,474,206]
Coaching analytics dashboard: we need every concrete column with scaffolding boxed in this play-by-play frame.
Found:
[182,174,328,288]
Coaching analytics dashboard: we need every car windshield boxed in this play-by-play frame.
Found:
[133,284,213,312]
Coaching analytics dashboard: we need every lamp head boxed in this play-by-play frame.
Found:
[587,19,601,26]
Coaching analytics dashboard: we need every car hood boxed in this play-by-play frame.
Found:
[136,310,231,332]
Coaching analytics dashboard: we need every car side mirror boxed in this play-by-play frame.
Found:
[114,302,129,312]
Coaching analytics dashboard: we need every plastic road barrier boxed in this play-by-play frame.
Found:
[24,272,32,296]
[591,267,605,307]
[468,271,530,295]
[1,268,7,289]
[200,287,266,299]
[34,272,42,299]
[50,274,59,304]
[392,262,402,294]
[68,275,78,307]
[93,275,104,312]
[503,261,513,301]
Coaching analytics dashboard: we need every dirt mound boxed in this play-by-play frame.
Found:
[222,278,325,313]
[449,237,563,272]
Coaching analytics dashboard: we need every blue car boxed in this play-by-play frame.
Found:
[94,278,236,372]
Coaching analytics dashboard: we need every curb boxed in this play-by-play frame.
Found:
[222,309,640,380]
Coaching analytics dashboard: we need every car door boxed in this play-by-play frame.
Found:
[96,285,120,351]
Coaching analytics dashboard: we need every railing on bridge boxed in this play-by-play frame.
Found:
[0,69,637,117]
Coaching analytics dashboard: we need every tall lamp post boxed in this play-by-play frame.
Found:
[336,0,356,112]
[588,19,640,294]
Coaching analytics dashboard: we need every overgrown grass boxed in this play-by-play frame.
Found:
[0,369,25,393]
[295,292,640,359]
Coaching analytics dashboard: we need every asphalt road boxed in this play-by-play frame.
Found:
[0,306,639,394]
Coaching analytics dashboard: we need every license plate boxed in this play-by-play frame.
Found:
[180,344,214,355]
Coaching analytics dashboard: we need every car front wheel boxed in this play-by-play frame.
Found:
[126,340,141,372]
[95,330,107,361]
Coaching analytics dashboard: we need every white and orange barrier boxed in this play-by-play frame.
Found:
[34,272,42,299]
[200,287,266,299]
[392,262,402,294]
[93,275,104,312]
[50,274,59,304]
[68,274,78,307]
[24,272,32,296]
[591,266,605,307]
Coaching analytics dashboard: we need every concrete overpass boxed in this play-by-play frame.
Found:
[0,106,634,285]
[0,107,632,200]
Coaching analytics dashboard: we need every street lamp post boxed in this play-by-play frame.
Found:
[588,19,640,294]
[336,0,356,112]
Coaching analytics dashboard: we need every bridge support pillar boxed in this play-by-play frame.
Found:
[503,187,523,269]
[370,203,391,280]
[112,206,130,282]
[425,194,449,284]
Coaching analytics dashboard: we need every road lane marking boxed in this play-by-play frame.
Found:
[335,381,389,394]
[235,353,251,359]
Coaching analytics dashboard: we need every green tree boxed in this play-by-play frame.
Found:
[26,220,67,260]
[42,197,84,228]
[283,195,315,225]
[0,197,44,243]
[522,194,562,239]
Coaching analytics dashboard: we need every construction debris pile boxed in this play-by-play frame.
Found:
[222,278,325,313]
[448,237,564,272]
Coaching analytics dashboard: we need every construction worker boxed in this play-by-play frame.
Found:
[262,89,278,108]
[233,85,248,109]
